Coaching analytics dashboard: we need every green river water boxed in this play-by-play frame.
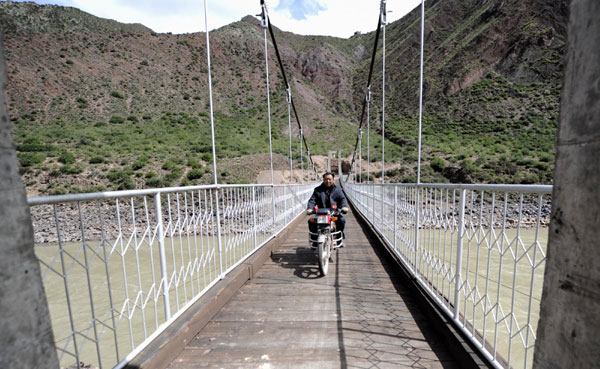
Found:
[36,228,547,369]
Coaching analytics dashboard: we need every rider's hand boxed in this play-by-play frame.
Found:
[341,207,349,214]
[306,209,314,215]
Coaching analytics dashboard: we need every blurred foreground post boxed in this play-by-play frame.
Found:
[0,33,59,368]
[534,1,600,368]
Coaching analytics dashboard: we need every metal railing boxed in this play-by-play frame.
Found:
[342,181,552,369]
[28,183,315,369]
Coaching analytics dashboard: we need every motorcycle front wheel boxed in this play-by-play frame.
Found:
[318,233,331,276]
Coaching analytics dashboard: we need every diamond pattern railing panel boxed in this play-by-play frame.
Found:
[29,183,315,369]
[342,181,551,369]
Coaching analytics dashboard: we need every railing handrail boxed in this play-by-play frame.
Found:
[27,183,312,206]
[345,182,552,194]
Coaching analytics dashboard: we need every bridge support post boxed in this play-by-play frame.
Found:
[0,34,59,369]
[381,185,384,229]
[414,186,420,274]
[252,187,258,250]
[453,189,466,320]
[393,186,398,251]
[337,149,342,178]
[154,193,171,320]
[214,190,224,278]
[371,185,375,227]
[533,1,600,367]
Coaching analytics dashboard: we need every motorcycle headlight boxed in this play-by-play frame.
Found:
[317,215,329,224]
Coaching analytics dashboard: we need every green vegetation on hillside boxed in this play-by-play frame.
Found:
[2,0,566,194]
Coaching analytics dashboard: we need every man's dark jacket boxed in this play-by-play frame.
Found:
[307,184,348,210]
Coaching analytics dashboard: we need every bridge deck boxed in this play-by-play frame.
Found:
[168,210,461,368]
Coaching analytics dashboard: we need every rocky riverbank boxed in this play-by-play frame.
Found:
[28,197,552,245]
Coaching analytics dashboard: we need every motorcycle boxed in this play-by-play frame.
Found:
[307,204,345,276]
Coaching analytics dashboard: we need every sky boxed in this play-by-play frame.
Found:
[10,0,422,38]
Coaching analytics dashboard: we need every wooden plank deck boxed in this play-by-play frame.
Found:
[168,209,461,368]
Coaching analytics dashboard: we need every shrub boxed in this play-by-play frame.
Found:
[85,185,106,193]
[201,152,212,162]
[17,152,45,167]
[187,158,202,169]
[127,115,138,123]
[145,177,162,187]
[384,168,402,177]
[110,91,125,99]
[521,173,539,184]
[162,160,179,171]
[17,137,49,152]
[430,157,446,172]
[60,165,83,175]
[187,168,204,180]
[89,156,104,164]
[132,156,148,170]
[460,159,477,175]
[50,187,68,195]
[107,170,135,190]
[76,97,88,108]
[109,116,125,124]
[164,169,183,185]
[58,151,75,165]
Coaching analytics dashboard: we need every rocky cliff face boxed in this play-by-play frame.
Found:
[355,0,568,117]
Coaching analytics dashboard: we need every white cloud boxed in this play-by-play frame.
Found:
[274,0,326,21]
[20,0,423,37]
[268,0,422,37]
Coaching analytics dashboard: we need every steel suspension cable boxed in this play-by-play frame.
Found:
[417,0,424,184]
[381,0,387,184]
[204,0,218,185]
[203,0,224,284]
[299,128,303,182]
[367,88,371,183]
[286,87,293,178]
[259,1,276,227]
[415,0,425,272]
[260,0,318,178]
[359,128,362,183]
[346,4,385,180]
[259,3,274,186]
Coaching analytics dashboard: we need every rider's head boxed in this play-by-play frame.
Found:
[322,172,335,188]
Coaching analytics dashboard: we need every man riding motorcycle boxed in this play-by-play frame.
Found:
[306,171,349,246]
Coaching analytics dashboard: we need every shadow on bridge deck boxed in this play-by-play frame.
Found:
[165,209,482,369]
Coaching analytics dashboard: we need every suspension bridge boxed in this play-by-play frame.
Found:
[1,1,598,369]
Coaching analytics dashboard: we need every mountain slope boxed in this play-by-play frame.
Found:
[351,0,567,183]
[0,0,567,194]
